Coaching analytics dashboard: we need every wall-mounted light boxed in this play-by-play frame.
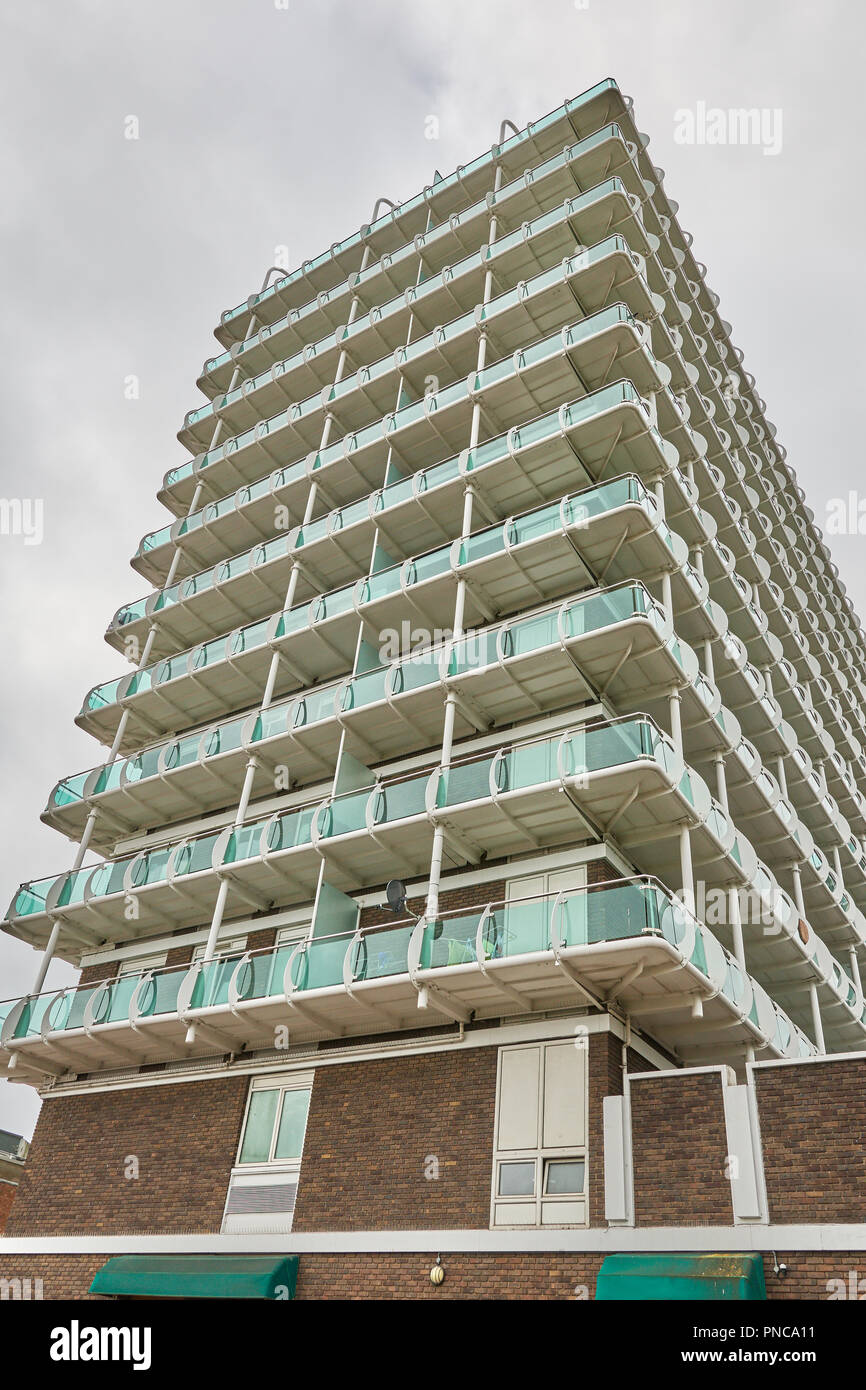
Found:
[430,1255,445,1287]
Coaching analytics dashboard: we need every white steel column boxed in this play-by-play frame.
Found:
[425,162,504,921]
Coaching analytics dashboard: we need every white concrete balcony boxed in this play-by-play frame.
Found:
[161,248,662,524]
[0,876,819,1083]
[141,295,669,587]
[108,380,679,665]
[194,170,656,423]
[212,90,638,347]
[84,471,689,751]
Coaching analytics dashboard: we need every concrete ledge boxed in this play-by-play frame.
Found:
[2,1225,866,1254]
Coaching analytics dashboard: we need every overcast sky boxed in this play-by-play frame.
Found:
[1,0,863,1137]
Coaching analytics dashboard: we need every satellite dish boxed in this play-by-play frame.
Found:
[386,879,407,915]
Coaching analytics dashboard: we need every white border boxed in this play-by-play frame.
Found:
[1,1225,866,1254]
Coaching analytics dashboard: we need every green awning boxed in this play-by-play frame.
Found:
[89,1255,299,1300]
[596,1253,766,1301]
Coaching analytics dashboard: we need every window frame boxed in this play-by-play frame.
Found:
[234,1071,314,1170]
[490,1040,588,1229]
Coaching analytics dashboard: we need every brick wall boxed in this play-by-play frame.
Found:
[7,1076,248,1236]
[0,1181,17,1232]
[78,962,119,986]
[755,1059,866,1224]
[1,1250,862,1300]
[294,1251,604,1299]
[358,879,505,932]
[630,1071,733,1226]
[164,945,193,968]
[761,1252,866,1300]
[292,1047,499,1230]
[587,1034,649,1226]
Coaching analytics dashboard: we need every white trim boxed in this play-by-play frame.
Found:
[36,1013,671,1102]
[748,1049,866,1073]
[629,1064,735,1083]
[2,1225,866,1254]
[80,906,314,968]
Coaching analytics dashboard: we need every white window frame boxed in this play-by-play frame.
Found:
[192,935,248,962]
[223,1072,314,1235]
[490,1041,588,1229]
[117,951,167,976]
[233,1071,314,1171]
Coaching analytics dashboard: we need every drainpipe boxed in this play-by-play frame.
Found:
[668,688,683,757]
[714,754,729,813]
[849,947,863,997]
[678,825,694,913]
[809,983,826,1054]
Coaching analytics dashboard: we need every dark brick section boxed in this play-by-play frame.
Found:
[78,962,119,986]
[588,1032,620,1226]
[164,945,194,968]
[2,1250,860,1300]
[295,1251,604,1299]
[587,1033,650,1225]
[0,1181,17,1231]
[246,927,278,954]
[630,1072,733,1227]
[0,1254,107,1300]
[7,1077,248,1235]
[756,1059,866,1225]
[761,1252,866,1300]
[358,879,506,933]
[293,1048,499,1231]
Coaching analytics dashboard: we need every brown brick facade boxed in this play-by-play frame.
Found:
[292,1047,499,1230]
[358,878,506,933]
[1,1250,861,1300]
[630,1071,734,1227]
[587,1034,650,1226]
[78,962,119,986]
[0,1181,17,1232]
[755,1059,866,1225]
[7,1076,248,1236]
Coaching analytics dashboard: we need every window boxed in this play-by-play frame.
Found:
[223,1073,313,1234]
[491,1041,587,1228]
[192,935,247,963]
[117,952,167,977]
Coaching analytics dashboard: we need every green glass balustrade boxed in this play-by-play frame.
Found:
[435,718,670,811]
[135,966,190,1018]
[288,935,348,993]
[69,584,662,816]
[264,805,317,854]
[171,232,642,517]
[223,822,265,865]
[173,833,222,879]
[232,946,298,1003]
[84,858,133,902]
[349,925,415,982]
[189,956,244,1010]
[12,992,59,1040]
[130,847,173,889]
[51,772,92,808]
[115,378,654,661]
[216,82,619,326]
